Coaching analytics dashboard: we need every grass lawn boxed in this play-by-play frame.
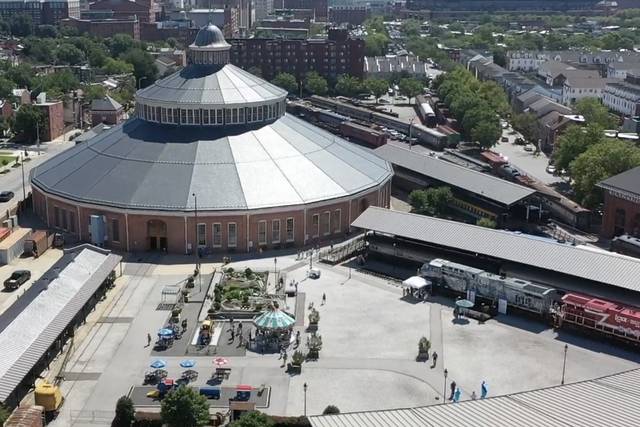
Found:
[0,155,16,166]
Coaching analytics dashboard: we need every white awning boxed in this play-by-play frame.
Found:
[402,276,430,290]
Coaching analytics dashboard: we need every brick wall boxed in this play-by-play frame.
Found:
[601,191,640,238]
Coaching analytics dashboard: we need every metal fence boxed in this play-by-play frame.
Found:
[319,236,366,264]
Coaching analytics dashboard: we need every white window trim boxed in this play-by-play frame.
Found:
[323,211,331,236]
[286,217,295,242]
[272,219,281,244]
[197,223,207,247]
[212,222,222,248]
[334,208,341,233]
[312,214,320,238]
[258,220,267,245]
[228,222,237,248]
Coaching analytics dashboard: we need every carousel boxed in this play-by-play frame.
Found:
[252,303,295,352]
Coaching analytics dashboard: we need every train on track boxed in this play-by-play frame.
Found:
[421,258,640,346]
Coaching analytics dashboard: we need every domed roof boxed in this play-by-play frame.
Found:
[30,114,392,211]
[192,23,229,49]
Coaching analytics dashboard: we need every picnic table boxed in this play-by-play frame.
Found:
[213,368,232,381]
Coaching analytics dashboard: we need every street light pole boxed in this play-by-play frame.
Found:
[561,344,568,384]
[443,369,448,403]
[303,382,308,416]
[274,257,278,288]
[192,193,201,292]
[20,153,25,202]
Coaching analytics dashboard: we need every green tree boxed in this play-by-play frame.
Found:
[0,19,9,36]
[401,19,422,37]
[571,139,640,207]
[35,24,58,38]
[574,97,617,129]
[109,34,135,57]
[229,411,274,427]
[408,187,453,216]
[103,58,134,75]
[448,22,465,33]
[33,70,80,96]
[14,105,45,143]
[271,72,298,94]
[478,81,509,115]
[335,75,363,97]
[476,218,497,228]
[56,43,86,65]
[120,48,158,87]
[0,403,10,425]
[398,78,423,100]
[10,13,32,37]
[87,45,108,68]
[511,112,540,143]
[554,124,604,172]
[471,120,501,149]
[365,78,388,101]
[323,405,341,415]
[112,395,135,427]
[304,72,328,96]
[5,63,35,88]
[365,33,389,57]
[82,84,106,102]
[23,37,57,64]
[0,77,15,100]
[160,386,209,427]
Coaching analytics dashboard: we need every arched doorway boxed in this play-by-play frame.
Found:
[147,220,168,251]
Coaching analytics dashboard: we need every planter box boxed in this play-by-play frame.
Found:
[289,363,302,374]
[416,352,429,362]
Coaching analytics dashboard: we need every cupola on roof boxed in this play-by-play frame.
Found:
[192,23,230,50]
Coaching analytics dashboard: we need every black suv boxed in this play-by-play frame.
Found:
[0,191,14,202]
[4,270,31,290]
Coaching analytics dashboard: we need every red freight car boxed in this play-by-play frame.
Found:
[339,121,387,147]
[559,293,640,344]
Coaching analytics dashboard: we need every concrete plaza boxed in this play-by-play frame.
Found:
[48,252,640,425]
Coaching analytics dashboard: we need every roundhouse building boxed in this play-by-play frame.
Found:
[30,25,392,254]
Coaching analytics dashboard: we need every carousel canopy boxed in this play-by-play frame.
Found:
[253,309,295,331]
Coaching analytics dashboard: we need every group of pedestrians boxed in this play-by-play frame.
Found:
[448,380,488,402]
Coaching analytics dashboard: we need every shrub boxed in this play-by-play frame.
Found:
[308,308,320,324]
[418,337,431,354]
[160,386,209,427]
[113,395,135,427]
[292,350,305,366]
[230,411,274,427]
[322,405,340,415]
[244,267,253,278]
[213,301,221,311]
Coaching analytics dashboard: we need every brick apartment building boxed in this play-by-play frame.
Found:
[598,167,640,238]
[274,0,328,21]
[62,17,140,39]
[34,95,64,142]
[0,0,79,26]
[328,6,369,26]
[229,28,364,81]
[89,0,157,24]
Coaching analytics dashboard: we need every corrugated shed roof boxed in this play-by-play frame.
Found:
[351,207,640,293]
[310,369,640,427]
[374,144,535,206]
[31,115,392,211]
[0,246,121,403]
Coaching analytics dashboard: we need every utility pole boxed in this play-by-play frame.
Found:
[561,344,568,384]
[35,119,40,155]
[192,193,201,292]
[20,153,25,202]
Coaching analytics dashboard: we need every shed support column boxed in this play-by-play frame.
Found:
[184,216,188,255]
[246,214,250,253]
[77,205,81,241]
[45,195,50,227]
[125,213,130,252]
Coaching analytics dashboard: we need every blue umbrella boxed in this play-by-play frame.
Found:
[158,328,174,337]
[150,359,166,369]
[180,359,196,368]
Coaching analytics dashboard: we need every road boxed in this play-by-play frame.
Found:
[494,125,562,185]
[0,139,75,216]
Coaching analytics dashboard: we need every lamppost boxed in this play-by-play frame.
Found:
[137,76,147,90]
[192,193,201,292]
[274,257,278,288]
[392,242,397,276]
[443,369,448,402]
[20,153,26,202]
[561,344,568,385]
[303,383,308,416]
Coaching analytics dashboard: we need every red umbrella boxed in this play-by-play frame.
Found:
[213,357,229,367]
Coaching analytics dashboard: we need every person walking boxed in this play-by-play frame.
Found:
[146,333,152,347]
[449,380,456,400]
[431,351,438,368]
[481,381,488,399]
[453,388,461,403]
[322,293,326,305]
[471,391,477,400]
[283,352,288,367]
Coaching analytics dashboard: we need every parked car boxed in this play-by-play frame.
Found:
[514,137,526,145]
[501,137,509,142]
[546,164,557,174]
[0,191,14,202]
[4,270,31,290]
[308,268,321,279]
[524,144,534,152]
[378,98,391,104]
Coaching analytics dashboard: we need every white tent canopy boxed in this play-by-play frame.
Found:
[161,285,181,304]
[402,276,431,290]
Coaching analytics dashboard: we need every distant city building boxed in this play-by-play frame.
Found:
[89,0,157,24]
[406,0,603,12]
[274,0,327,21]
[0,0,80,25]
[507,50,640,78]
[561,74,609,105]
[30,25,391,253]
[229,28,364,80]
[91,95,124,125]
[254,0,274,21]
[62,16,141,39]
[364,55,439,79]
[603,73,640,117]
[598,166,640,238]
[328,5,369,26]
